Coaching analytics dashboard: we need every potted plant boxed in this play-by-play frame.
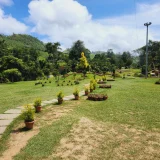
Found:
[90,83,94,92]
[22,105,35,129]
[84,86,89,95]
[57,91,64,104]
[93,81,97,90]
[34,98,42,113]
[73,88,79,100]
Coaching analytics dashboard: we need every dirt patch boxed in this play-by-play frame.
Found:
[0,127,39,160]
[51,118,160,160]
[0,103,76,160]
[51,117,107,160]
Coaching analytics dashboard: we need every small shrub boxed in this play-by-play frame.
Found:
[34,98,41,107]
[90,83,94,92]
[102,76,107,81]
[85,86,89,92]
[74,80,79,85]
[115,72,121,78]
[22,105,35,122]
[73,88,79,96]
[57,91,64,99]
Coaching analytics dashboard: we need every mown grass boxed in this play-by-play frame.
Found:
[0,74,96,114]
[12,77,160,159]
[75,78,160,129]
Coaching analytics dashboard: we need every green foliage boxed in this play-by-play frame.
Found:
[3,68,22,82]
[90,79,96,89]
[137,40,160,71]
[33,98,42,107]
[57,91,64,99]
[0,39,9,57]
[0,34,45,51]
[85,86,89,91]
[90,83,94,90]
[78,52,89,69]
[73,88,79,96]
[69,40,90,71]
[22,105,35,122]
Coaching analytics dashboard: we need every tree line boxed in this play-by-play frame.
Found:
[0,34,159,83]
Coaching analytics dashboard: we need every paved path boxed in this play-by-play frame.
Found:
[0,91,85,136]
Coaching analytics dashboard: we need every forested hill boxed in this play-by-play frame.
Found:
[0,34,45,51]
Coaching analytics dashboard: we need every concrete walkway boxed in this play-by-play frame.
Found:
[0,91,85,137]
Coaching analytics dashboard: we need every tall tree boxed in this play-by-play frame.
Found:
[69,40,90,61]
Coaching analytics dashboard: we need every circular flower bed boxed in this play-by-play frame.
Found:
[155,79,160,84]
[97,81,107,84]
[99,84,111,88]
[107,79,115,81]
[88,93,108,101]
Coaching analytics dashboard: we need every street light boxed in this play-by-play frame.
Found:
[144,22,152,78]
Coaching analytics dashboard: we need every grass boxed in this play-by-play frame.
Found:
[10,77,160,160]
[0,74,94,114]
[14,115,79,160]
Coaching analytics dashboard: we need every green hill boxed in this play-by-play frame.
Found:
[0,34,45,51]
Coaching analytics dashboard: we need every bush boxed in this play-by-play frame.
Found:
[3,68,22,82]
[115,72,121,78]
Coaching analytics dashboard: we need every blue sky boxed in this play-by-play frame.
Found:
[0,0,160,51]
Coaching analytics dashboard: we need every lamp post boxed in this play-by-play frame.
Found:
[144,22,152,78]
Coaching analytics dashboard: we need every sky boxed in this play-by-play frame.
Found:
[0,0,160,52]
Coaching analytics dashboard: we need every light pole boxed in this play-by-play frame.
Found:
[144,22,152,78]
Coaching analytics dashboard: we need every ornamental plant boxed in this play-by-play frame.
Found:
[90,83,94,90]
[73,88,79,96]
[90,79,96,89]
[34,98,42,107]
[22,105,35,122]
[85,86,89,92]
[57,91,64,99]
[79,52,89,69]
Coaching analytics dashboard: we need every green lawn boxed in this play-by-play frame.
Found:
[1,77,160,159]
[0,74,93,114]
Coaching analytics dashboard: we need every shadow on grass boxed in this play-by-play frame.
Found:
[11,127,32,133]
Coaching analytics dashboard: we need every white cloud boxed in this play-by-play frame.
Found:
[0,8,28,34]
[0,0,13,6]
[28,0,160,52]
